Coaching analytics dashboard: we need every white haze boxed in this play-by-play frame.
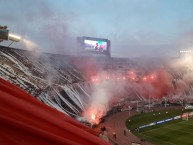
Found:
[84,72,127,123]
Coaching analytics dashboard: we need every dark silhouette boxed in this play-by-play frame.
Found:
[123,129,126,136]
[95,43,99,51]
[113,132,116,140]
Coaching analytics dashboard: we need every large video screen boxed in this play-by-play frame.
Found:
[84,39,107,52]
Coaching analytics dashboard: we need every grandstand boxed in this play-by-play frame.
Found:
[0,46,89,117]
[1,45,193,145]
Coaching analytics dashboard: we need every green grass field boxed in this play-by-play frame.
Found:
[126,109,193,145]
[140,119,193,145]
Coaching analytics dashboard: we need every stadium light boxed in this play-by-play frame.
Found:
[0,25,7,29]
[9,33,21,42]
[0,25,21,43]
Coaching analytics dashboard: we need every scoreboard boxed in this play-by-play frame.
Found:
[77,36,111,58]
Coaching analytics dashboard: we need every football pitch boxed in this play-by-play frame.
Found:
[139,119,193,145]
[126,109,193,145]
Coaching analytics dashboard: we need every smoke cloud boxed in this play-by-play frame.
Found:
[78,54,193,123]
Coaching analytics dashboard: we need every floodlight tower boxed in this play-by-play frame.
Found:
[0,25,21,46]
[0,25,8,42]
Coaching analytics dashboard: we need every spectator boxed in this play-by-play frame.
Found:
[123,129,126,136]
[113,132,116,140]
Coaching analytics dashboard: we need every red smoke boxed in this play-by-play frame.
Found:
[73,57,191,99]
[72,57,193,124]
[72,57,100,78]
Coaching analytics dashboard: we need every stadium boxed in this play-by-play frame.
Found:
[1,24,193,145]
[1,1,193,145]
